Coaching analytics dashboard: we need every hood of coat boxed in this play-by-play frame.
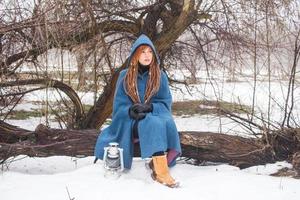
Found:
[127,34,160,67]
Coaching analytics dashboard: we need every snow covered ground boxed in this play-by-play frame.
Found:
[1,156,299,200]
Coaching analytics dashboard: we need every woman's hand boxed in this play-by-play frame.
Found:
[131,103,153,113]
[129,103,153,120]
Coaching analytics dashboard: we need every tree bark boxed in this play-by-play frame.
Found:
[1,122,299,171]
[80,67,125,129]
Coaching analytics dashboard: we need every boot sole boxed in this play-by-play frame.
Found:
[151,172,180,188]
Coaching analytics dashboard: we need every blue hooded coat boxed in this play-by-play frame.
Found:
[94,34,181,169]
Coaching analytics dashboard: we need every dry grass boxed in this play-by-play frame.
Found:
[172,100,251,116]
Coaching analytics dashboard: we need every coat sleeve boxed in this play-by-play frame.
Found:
[151,71,172,115]
[111,69,132,120]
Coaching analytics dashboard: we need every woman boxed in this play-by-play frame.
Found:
[94,34,181,188]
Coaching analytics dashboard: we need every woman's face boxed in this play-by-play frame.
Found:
[138,46,153,66]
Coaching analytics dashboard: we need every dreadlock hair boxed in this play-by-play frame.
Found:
[124,45,161,104]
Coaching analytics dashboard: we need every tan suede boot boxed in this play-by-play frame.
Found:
[150,155,179,188]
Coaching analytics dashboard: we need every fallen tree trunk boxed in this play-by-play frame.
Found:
[0,122,299,173]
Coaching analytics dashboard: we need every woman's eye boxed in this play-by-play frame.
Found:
[142,49,152,54]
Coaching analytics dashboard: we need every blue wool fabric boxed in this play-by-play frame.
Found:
[94,34,181,169]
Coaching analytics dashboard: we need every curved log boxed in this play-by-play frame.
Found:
[1,122,299,172]
[0,79,84,124]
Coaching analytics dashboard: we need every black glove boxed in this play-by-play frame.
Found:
[129,108,146,120]
[131,103,153,113]
[129,103,153,120]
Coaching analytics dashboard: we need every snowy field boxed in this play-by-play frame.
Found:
[5,68,300,135]
[1,156,299,200]
[1,69,300,200]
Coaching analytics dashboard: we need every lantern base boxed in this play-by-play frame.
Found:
[104,169,122,179]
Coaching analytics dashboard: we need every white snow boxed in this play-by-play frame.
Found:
[174,114,256,137]
[6,116,62,131]
[1,156,299,200]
